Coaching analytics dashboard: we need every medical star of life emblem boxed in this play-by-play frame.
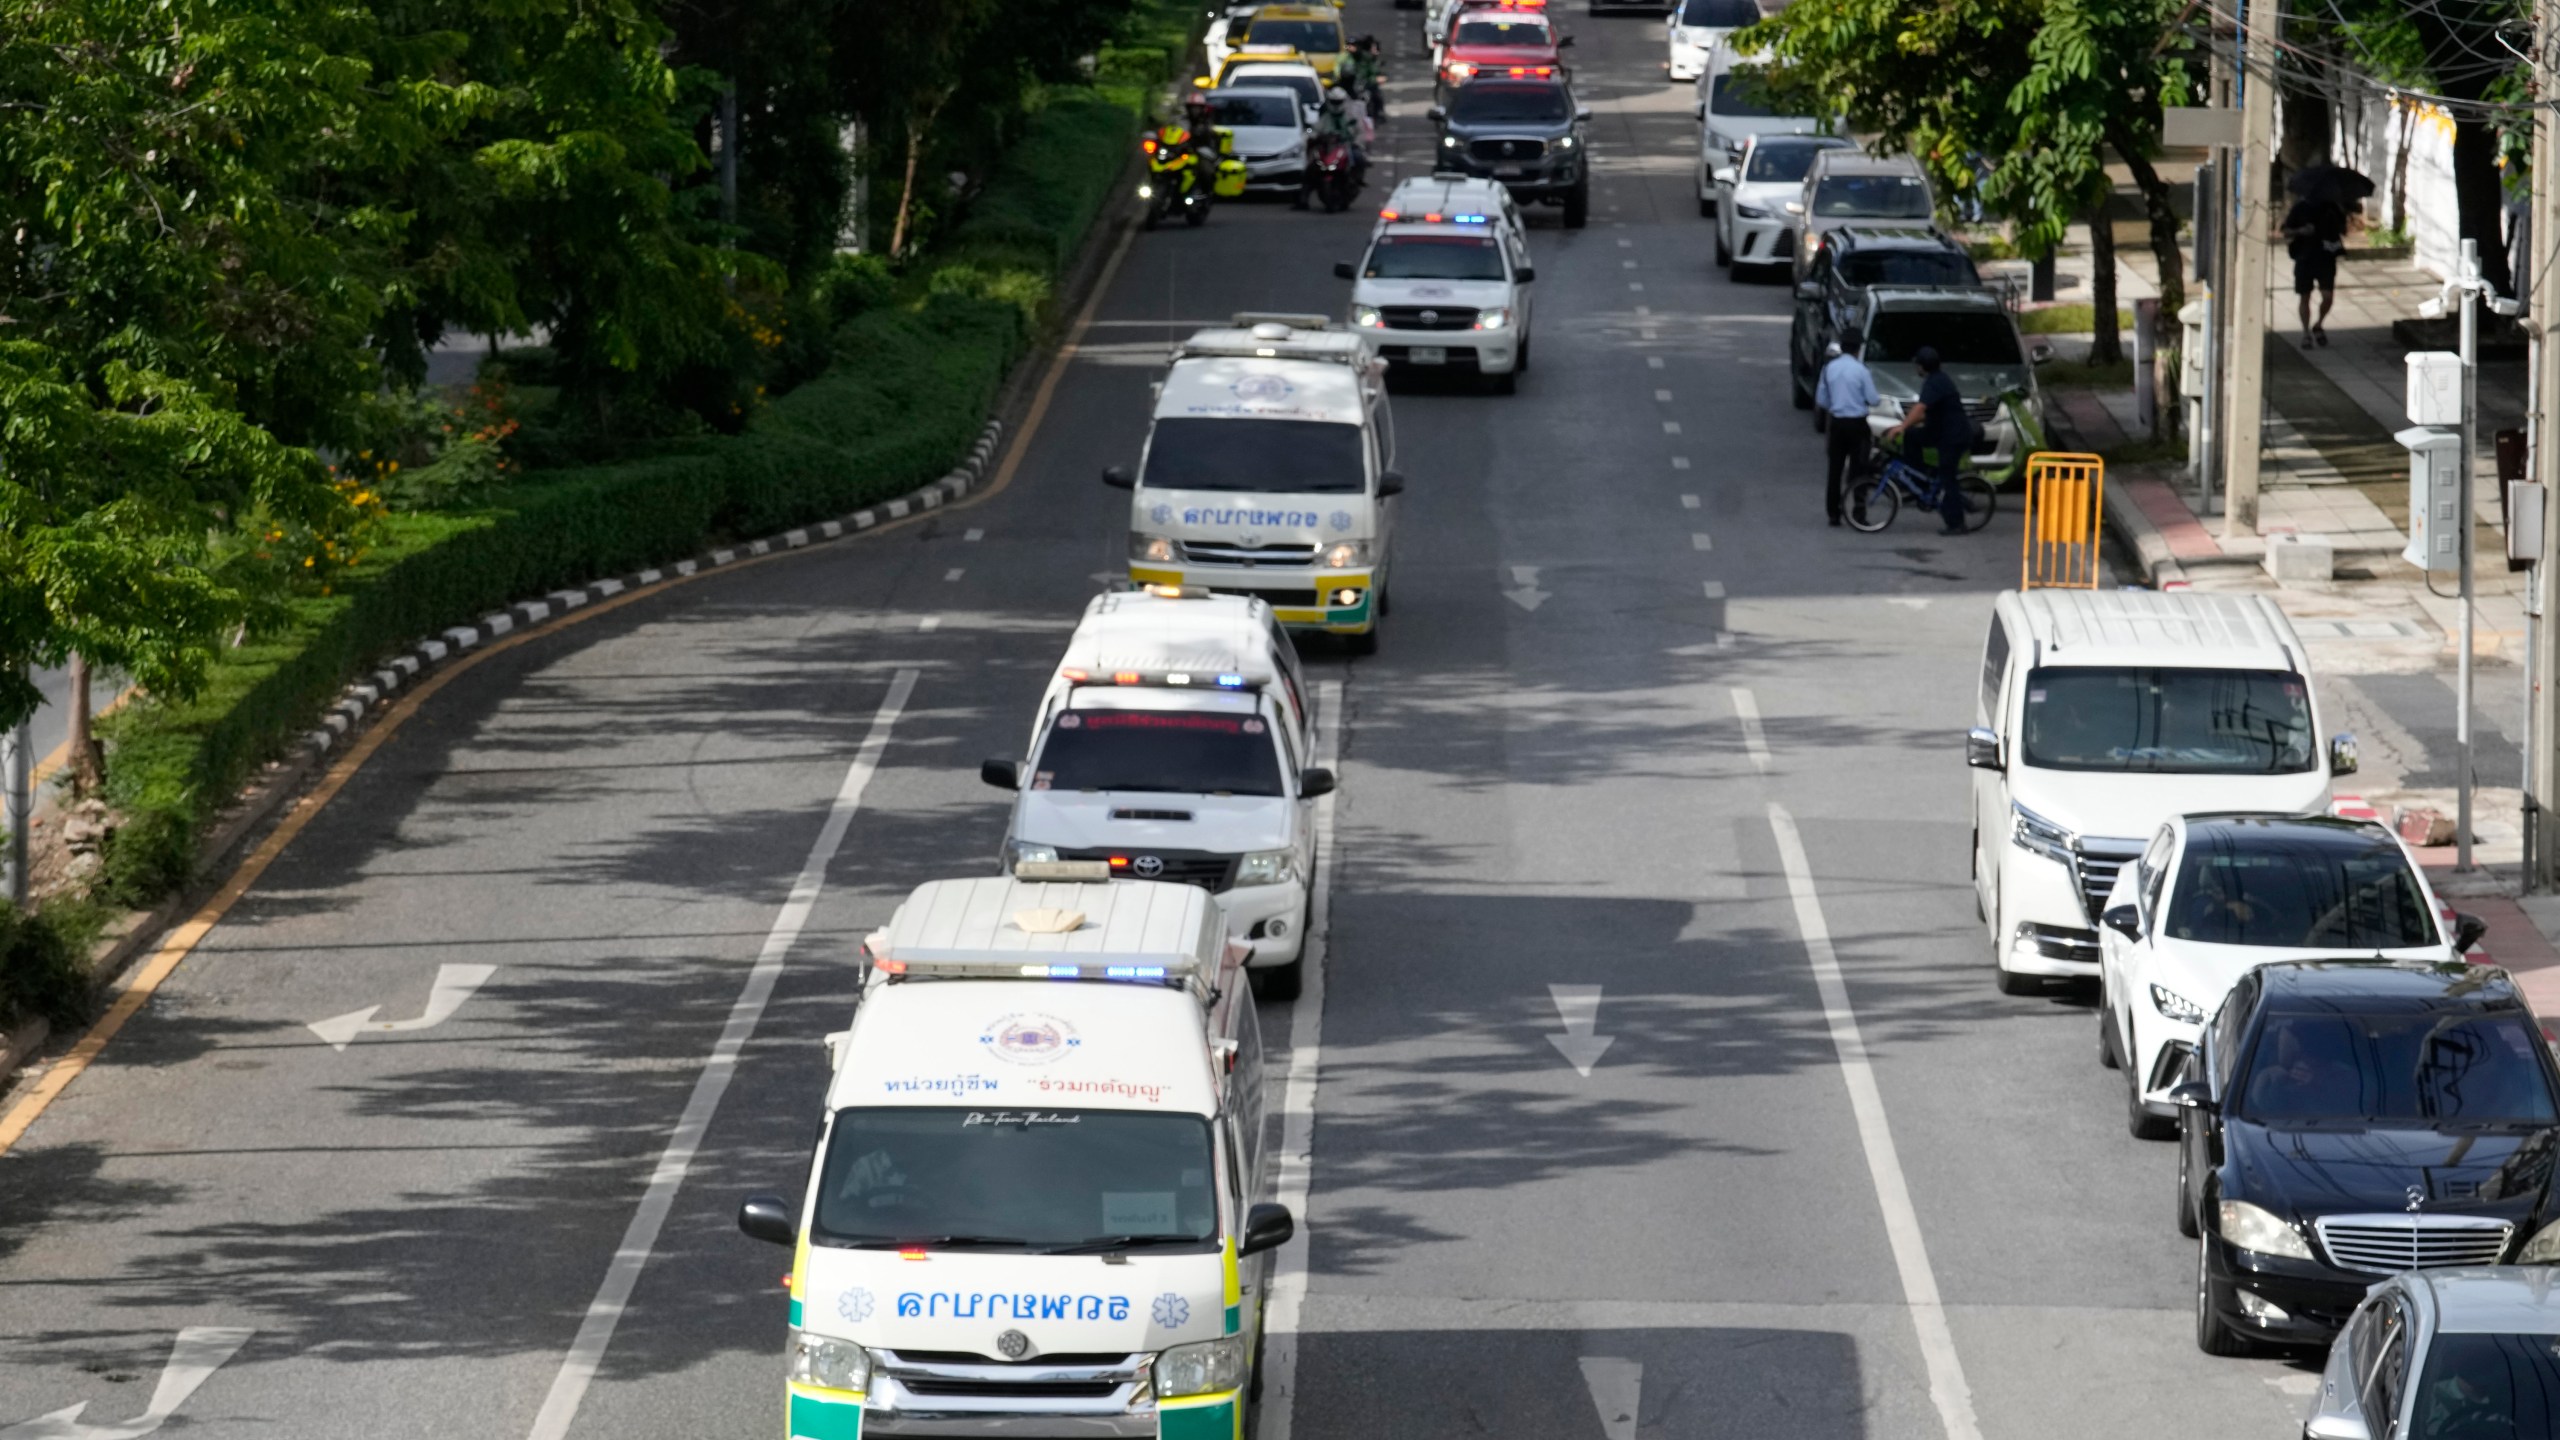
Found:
[1152,1293,1191,1328]
[837,1287,874,1324]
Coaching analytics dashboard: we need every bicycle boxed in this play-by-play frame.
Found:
[1845,432,1997,534]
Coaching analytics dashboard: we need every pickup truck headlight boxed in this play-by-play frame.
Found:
[1130,533,1178,562]
[1006,840,1059,865]
[1235,849,1298,885]
[1322,541,1370,568]
[1353,305,1382,328]
[789,1330,874,1392]
[2215,1200,2313,1261]
[1557,134,1578,150]
[2010,802,2075,865]
[1473,307,1511,331]
[1154,1334,1249,1397]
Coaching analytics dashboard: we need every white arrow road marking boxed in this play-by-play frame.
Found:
[307,964,496,1051]
[1504,566,1551,613]
[525,670,918,1440]
[1546,985,1613,1076]
[0,1328,252,1439]
[1577,1357,1641,1440]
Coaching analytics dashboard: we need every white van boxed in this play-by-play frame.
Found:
[738,873,1291,1440]
[983,588,1330,999]
[1110,314,1400,652]
[1968,589,2357,994]
[1692,40,1824,202]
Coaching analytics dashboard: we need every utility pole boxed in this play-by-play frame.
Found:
[2,703,27,907]
[2532,0,2560,887]
[2459,239,2482,871]
[2221,0,2280,539]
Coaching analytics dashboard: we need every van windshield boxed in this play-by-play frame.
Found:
[812,1108,1219,1251]
[1708,67,1783,118]
[1142,417,1367,493]
[1038,710,1286,796]
[2020,667,2316,774]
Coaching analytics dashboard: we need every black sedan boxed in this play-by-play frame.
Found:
[2174,960,2560,1356]
[1427,76,1592,227]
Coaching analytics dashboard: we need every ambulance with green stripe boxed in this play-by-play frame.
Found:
[737,869,1291,1440]
[1107,312,1402,654]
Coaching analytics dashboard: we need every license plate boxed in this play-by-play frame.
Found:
[1497,167,1529,178]
[1408,346,1447,365]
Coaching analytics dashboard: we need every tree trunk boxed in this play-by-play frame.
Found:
[2087,205,2123,367]
[67,652,99,795]
[888,125,925,259]
[2450,116,2512,293]
[2110,122,2187,431]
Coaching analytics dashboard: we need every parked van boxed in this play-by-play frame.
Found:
[1109,313,1401,652]
[1692,40,1823,198]
[738,873,1292,1440]
[1967,589,2357,994]
[984,586,1330,999]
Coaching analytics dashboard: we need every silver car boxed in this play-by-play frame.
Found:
[2305,1268,2560,1439]
[1853,286,2049,478]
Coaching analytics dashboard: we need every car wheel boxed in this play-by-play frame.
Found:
[1698,189,1714,220]
[1790,365,1814,410]
[2097,990,2121,1069]
[1255,955,1304,1002]
[1516,333,1532,372]
[2195,1227,2256,1357]
[2175,1131,2200,1238]
[1489,365,1517,394]
[1562,179,1589,229]
[2127,1061,2177,1140]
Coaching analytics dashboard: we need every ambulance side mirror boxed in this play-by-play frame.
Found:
[1236,1202,1296,1257]
[738,1194,796,1247]
[1377,470,1406,497]
[981,758,1021,790]
[1298,767,1337,799]
[1334,261,1357,279]
[1103,465,1137,489]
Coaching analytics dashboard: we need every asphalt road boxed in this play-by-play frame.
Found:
[0,7,2326,1439]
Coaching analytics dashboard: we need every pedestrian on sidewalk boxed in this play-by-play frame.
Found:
[1813,328,1879,527]
[1883,346,1973,534]
[2283,193,2347,348]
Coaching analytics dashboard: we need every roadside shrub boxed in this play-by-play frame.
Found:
[0,901,86,1027]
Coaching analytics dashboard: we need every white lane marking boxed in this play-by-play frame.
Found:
[963,528,984,542]
[1647,356,1665,369]
[918,615,942,633]
[1545,985,1613,1076]
[524,671,920,1440]
[1634,306,1652,317]
[1767,803,1984,1440]
[1504,564,1551,612]
[1701,580,1726,599]
[1654,389,1673,403]
[1731,688,1770,773]
[1716,632,1736,649]
[1617,238,1634,248]
[1622,260,1638,270]
[1578,1357,1642,1440]
[1671,456,1690,470]
[1681,495,1700,509]
[1639,327,1658,340]
[1628,282,1644,292]
[1691,532,1713,551]
[1258,680,1344,1440]
[1887,597,1932,610]
[307,964,496,1051]
[1662,421,1681,435]
[0,1328,254,1440]
[943,568,965,582]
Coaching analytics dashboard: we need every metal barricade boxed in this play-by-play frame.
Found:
[2020,452,2106,589]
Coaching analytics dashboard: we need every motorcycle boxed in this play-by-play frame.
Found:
[1306,134,1363,214]
[1140,133,1213,229]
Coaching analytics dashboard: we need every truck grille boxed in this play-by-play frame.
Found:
[2070,838,2145,923]
[2313,1215,2512,1275]
[1058,848,1238,890]
[1468,136,1547,163]
[900,1377,1121,1399]
[1181,540,1321,566]
[1212,586,1321,607]
[1379,305,1479,331]
[870,1350,1150,1415]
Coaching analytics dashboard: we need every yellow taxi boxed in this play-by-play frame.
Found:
[1226,5,1344,79]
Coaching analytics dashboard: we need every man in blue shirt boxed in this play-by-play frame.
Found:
[1883,345,1973,534]
[1812,327,1880,527]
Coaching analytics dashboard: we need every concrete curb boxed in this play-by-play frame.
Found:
[2099,478,2189,589]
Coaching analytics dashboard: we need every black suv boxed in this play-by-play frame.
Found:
[1429,76,1592,228]
[2178,961,2560,1357]
[1787,226,1980,413]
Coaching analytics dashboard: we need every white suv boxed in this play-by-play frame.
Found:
[1339,194,1535,391]
[1968,589,2358,995]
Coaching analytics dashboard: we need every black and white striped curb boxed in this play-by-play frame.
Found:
[305,419,1005,753]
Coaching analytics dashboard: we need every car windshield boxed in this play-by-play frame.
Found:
[1746,142,1839,184]
[1838,249,1980,287]
[1454,18,1550,44]
[1141,417,1366,493]
[1244,19,1339,51]
[1864,310,2025,367]
[1449,82,1570,124]
[1709,66,1783,118]
[1037,709,1286,796]
[2410,1330,2560,1438]
[1365,234,1506,280]
[811,1108,1218,1250]
[2238,1011,2559,1125]
[1679,0,1759,23]
[1811,172,1933,217]
[2018,667,2316,774]
[1210,93,1300,128]
[2168,830,2439,949]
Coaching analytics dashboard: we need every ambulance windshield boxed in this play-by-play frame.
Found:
[811,1108,1218,1251]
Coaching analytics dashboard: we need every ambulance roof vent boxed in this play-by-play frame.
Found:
[1248,322,1294,342]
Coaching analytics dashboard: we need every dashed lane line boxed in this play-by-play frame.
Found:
[1730,688,1770,773]
[1681,495,1700,509]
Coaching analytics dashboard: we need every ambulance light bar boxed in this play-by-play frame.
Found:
[1013,860,1113,881]
[1057,668,1250,689]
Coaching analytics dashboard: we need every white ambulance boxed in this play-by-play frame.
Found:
[1108,313,1400,653]
[982,587,1328,1001]
[738,872,1290,1440]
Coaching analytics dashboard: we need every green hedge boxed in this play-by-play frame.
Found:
[91,0,1197,906]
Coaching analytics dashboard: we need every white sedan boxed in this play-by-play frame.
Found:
[2097,812,2478,1141]
[1709,132,1848,268]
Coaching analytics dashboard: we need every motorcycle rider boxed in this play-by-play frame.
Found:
[1340,35,1385,117]
[1146,111,1205,208]
[1297,86,1366,209]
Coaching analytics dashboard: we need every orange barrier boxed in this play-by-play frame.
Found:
[2020,452,2105,589]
